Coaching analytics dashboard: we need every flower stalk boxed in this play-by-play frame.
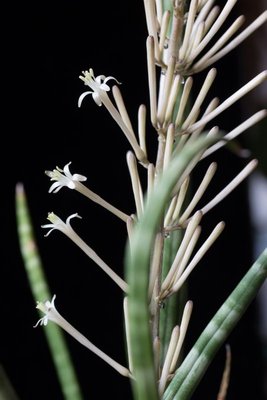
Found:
[42,212,128,292]
[35,295,131,378]
[46,162,129,222]
[79,68,148,165]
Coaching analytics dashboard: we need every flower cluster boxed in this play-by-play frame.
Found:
[32,1,267,398]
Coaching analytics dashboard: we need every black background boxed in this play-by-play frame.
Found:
[2,1,266,399]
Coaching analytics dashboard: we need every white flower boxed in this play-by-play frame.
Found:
[34,295,58,327]
[41,212,82,237]
[45,162,87,193]
[34,294,130,377]
[78,68,120,107]
[41,212,128,291]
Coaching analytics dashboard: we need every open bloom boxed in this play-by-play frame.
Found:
[78,68,147,165]
[45,162,87,193]
[45,163,129,222]
[34,295,58,327]
[41,212,128,292]
[78,68,120,106]
[34,295,130,377]
[41,212,81,238]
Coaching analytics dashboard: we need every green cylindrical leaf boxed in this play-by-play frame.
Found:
[163,248,267,400]
[0,365,20,400]
[15,183,84,400]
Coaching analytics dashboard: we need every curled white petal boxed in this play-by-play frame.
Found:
[41,225,57,237]
[34,295,57,327]
[95,75,106,84]
[45,294,56,309]
[78,91,93,107]
[48,181,63,193]
[63,162,72,176]
[66,213,82,226]
[99,82,111,91]
[72,173,87,182]
[33,316,48,327]
[46,162,87,192]
[103,76,121,86]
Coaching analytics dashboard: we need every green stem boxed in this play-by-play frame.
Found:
[125,134,218,400]
[15,183,83,400]
[163,248,267,400]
